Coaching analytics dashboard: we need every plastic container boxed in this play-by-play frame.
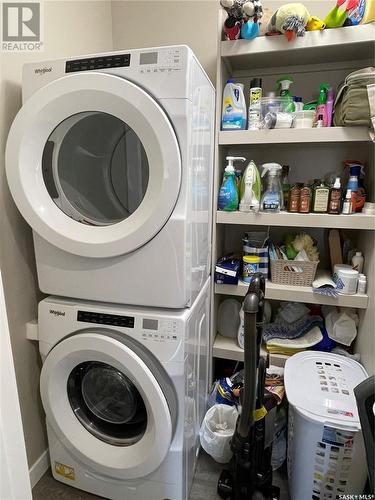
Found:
[351,251,364,273]
[260,97,291,128]
[293,110,315,129]
[336,268,359,295]
[357,274,367,294]
[222,80,247,130]
[242,255,260,283]
[199,404,238,463]
[285,352,368,500]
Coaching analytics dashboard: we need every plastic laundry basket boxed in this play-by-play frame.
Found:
[284,352,368,500]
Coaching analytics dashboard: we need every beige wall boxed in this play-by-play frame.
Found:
[111,0,220,85]
[0,1,113,468]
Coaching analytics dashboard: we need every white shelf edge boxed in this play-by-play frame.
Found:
[219,127,370,145]
[215,281,369,309]
[216,211,375,231]
[221,24,375,59]
[213,334,287,367]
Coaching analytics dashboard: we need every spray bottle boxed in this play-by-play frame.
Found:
[218,157,246,211]
[239,160,261,212]
[260,163,283,213]
[276,75,295,112]
[316,83,330,127]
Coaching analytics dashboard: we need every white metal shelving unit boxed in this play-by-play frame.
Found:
[212,18,375,371]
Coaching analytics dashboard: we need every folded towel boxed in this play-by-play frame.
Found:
[263,315,323,342]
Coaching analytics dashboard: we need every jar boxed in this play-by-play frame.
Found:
[299,185,312,213]
[288,184,302,213]
[336,268,359,295]
[242,255,260,283]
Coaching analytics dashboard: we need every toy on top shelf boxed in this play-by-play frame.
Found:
[266,3,311,40]
[241,1,263,39]
[220,0,263,40]
[305,16,326,31]
[324,0,359,28]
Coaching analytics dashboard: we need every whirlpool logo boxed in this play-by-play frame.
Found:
[49,309,65,317]
[34,66,52,75]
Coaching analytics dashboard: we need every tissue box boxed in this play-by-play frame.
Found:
[215,255,241,285]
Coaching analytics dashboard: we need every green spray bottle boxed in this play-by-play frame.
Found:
[276,75,295,113]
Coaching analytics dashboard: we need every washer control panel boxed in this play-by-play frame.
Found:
[66,53,131,73]
[77,310,134,328]
[141,318,179,342]
[138,47,182,74]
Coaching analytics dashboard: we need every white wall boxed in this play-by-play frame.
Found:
[0,0,113,470]
[111,1,220,84]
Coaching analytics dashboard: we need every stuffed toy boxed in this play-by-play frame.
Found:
[324,0,359,28]
[241,0,263,39]
[305,16,326,31]
[267,3,310,41]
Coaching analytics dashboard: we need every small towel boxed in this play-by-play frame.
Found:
[263,315,323,342]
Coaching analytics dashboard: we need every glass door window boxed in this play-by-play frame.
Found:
[42,112,149,226]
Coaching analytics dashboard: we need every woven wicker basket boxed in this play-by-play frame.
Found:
[270,259,319,287]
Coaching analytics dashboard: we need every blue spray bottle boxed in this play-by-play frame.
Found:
[218,156,246,211]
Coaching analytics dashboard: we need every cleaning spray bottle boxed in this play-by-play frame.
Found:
[276,76,295,112]
[218,157,246,211]
[260,163,283,213]
[239,160,261,212]
[316,83,330,127]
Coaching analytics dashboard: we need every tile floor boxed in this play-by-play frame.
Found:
[32,451,290,500]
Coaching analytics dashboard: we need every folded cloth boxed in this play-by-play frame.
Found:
[263,315,323,342]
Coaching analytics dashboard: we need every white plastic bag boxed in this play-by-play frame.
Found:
[199,404,238,463]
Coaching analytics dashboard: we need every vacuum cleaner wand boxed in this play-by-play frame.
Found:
[217,273,280,500]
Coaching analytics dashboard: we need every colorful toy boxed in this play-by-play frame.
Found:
[241,1,263,39]
[267,3,310,41]
[324,0,359,28]
[305,16,326,31]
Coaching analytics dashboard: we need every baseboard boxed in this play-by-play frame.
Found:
[29,449,49,488]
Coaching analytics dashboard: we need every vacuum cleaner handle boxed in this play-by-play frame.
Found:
[237,273,265,438]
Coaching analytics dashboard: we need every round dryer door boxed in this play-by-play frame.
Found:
[40,331,178,479]
[6,72,181,258]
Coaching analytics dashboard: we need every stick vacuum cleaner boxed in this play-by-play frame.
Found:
[217,273,280,500]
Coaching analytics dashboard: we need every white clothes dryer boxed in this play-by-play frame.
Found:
[6,46,214,308]
[37,279,210,500]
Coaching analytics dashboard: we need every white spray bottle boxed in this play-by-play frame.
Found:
[260,163,283,213]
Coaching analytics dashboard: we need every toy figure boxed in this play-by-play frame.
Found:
[305,16,326,31]
[241,0,263,39]
[324,0,359,28]
[267,2,311,41]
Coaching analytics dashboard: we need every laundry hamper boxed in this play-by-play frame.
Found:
[284,352,368,500]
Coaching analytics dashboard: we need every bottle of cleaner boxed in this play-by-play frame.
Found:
[218,156,246,211]
[342,189,353,214]
[276,76,295,112]
[222,80,247,130]
[315,83,330,127]
[328,177,342,214]
[247,78,262,130]
[239,160,261,212]
[326,88,334,127]
[346,174,359,210]
[260,163,283,213]
[352,251,364,273]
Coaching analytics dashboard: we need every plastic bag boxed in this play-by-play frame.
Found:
[199,404,238,463]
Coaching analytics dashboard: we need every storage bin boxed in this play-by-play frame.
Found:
[270,259,318,287]
[285,352,368,500]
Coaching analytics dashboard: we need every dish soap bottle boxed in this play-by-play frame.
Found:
[222,80,247,130]
[218,156,246,211]
[260,163,283,213]
[239,160,261,212]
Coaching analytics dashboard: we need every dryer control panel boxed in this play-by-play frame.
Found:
[77,310,134,328]
[66,53,131,73]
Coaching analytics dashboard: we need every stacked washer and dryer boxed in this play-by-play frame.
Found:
[6,46,215,500]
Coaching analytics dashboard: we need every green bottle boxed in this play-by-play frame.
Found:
[276,75,295,113]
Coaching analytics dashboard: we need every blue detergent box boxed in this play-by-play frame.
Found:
[215,255,241,285]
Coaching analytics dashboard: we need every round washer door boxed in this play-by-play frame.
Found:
[6,72,181,258]
[40,331,177,479]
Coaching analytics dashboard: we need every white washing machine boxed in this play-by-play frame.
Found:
[6,46,214,308]
[37,279,210,500]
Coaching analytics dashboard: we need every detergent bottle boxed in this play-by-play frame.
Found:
[260,163,283,213]
[276,76,295,112]
[316,83,330,127]
[239,160,261,212]
[218,157,246,211]
[222,80,247,130]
